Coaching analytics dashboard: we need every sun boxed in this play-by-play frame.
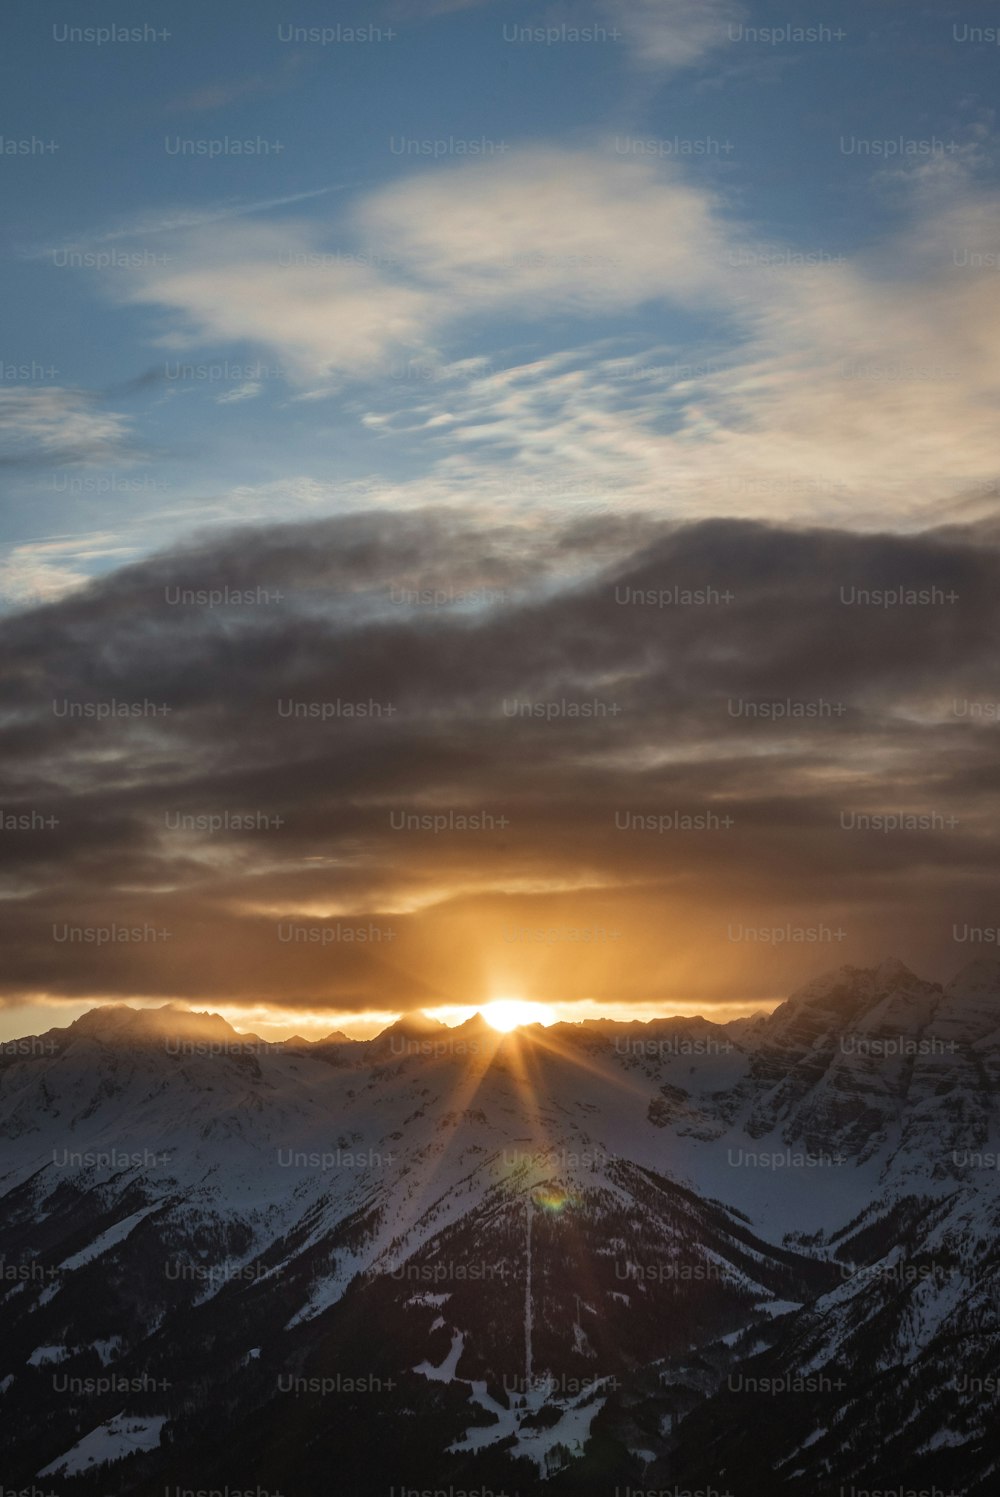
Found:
[480,999,556,1032]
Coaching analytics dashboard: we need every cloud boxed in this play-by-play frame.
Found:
[165,55,305,113]
[0,389,133,470]
[167,77,274,112]
[394,0,744,71]
[79,142,1000,526]
[2,508,999,1017]
[215,381,262,404]
[0,533,135,610]
[356,146,727,312]
[31,186,346,255]
[119,147,727,385]
[601,0,744,70]
[348,152,1000,526]
[122,220,437,382]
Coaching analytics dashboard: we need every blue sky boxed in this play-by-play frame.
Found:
[4,0,1000,605]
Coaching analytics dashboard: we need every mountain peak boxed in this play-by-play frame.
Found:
[378,1012,448,1039]
[873,956,919,985]
[451,1011,502,1036]
[760,960,935,1052]
[947,955,1000,997]
[68,1002,247,1045]
[67,1002,138,1035]
[783,958,922,1013]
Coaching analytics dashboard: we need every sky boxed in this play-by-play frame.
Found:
[2,0,1000,1040]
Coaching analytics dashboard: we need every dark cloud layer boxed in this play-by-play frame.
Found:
[2,506,999,1015]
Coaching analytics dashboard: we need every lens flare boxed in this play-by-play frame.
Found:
[532,1187,577,1214]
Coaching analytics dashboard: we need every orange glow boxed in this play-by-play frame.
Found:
[479,999,557,1031]
[0,993,780,1048]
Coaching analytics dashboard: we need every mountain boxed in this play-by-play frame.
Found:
[1,960,999,1493]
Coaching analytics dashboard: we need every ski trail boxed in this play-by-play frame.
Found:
[525,1193,533,1387]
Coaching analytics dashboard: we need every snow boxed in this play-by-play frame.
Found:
[285,1251,365,1327]
[6,967,1000,1482]
[445,1373,608,1474]
[27,1345,69,1367]
[718,1329,768,1352]
[516,1395,605,1473]
[918,1428,972,1452]
[754,1299,803,1316]
[409,1313,609,1477]
[571,1320,592,1355]
[450,1381,518,1450]
[91,1337,123,1365]
[59,1204,161,1272]
[413,1329,465,1383]
[38,1413,166,1476]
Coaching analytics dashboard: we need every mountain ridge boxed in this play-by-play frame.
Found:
[9,953,998,1053]
[2,958,998,1492]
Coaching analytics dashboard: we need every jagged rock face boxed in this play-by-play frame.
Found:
[744,961,940,1139]
[1,960,999,1493]
[738,960,999,1177]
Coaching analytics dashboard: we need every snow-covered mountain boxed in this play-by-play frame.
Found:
[1,959,999,1493]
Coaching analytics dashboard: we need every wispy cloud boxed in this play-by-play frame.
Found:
[29,187,347,257]
[601,0,745,71]
[215,381,263,404]
[119,147,728,385]
[395,0,744,71]
[0,389,133,470]
[63,141,1000,529]
[121,220,437,382]
[0,532,136,609]
[165,53,305,113]
[356,145,728,310]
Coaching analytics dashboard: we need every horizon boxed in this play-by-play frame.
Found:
[4,951,996,1045]
[0,991,779,1045]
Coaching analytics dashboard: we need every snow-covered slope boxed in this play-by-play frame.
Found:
[1,960,998,1492]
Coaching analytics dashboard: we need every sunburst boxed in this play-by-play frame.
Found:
[479,998,556,1031]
